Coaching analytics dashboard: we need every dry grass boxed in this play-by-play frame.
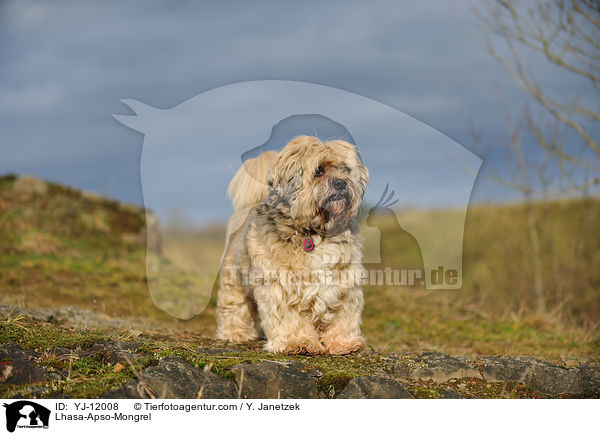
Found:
[0,174,598,358]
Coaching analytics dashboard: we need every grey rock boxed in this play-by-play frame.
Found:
[575,363,600,396]
[0,344,49,385]
[231,361,317,399]
[141,357,237,399]
[189,371,238,399]
[438,388,463,399]
[50,306,132,329]
[392,352,482,382]
[479,356,581,395]
[103,357,237,399]
[0,304,137,330]
[102,380,145,399]
[337,376,413,399]
[0,305,55,323]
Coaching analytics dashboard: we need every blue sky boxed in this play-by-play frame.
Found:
[0,0,596,224]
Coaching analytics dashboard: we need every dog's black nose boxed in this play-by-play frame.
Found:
[332,178,347,190]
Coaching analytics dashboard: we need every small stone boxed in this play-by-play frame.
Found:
[337,376,413,399]
[307,368,323,378]
[51,347,74,358]
[231,361,317,399]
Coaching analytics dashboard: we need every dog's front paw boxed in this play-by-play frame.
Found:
[265,337,325,355]
[322,335,365,355]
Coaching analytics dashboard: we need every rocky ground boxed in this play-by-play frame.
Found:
[1,304,598,399]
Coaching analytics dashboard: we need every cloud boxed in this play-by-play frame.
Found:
[0,0,594,218]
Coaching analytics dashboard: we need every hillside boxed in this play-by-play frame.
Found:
[0,174,598,398]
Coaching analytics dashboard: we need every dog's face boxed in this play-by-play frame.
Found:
[267,135,369,235]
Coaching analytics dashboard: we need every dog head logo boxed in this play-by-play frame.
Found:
[113,80,481,319]
[3,401,50,432]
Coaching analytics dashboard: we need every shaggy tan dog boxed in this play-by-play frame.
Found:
[216,135,369,354]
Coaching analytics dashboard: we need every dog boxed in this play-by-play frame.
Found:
[216,135,369,354]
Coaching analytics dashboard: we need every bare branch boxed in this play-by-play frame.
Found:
[467,0,600,178]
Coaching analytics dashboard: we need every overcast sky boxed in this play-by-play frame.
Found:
[0,0,596,223]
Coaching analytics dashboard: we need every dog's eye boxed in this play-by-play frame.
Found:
[314,165,325,177]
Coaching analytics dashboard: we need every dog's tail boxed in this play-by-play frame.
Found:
[228,151,277,210]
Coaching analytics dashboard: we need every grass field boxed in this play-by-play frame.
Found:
[1,174,598,359]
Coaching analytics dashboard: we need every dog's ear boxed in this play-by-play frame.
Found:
[267,151,303,188]
[290,166,303,187]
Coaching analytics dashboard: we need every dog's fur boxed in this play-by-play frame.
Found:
[216,135,369,354]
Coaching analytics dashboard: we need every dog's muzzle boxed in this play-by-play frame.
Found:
[332,178,347,191]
